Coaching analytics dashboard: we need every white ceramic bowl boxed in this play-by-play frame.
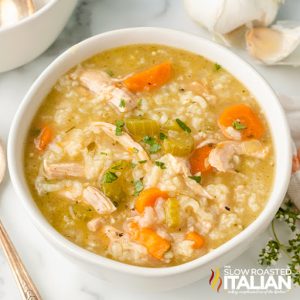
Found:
[0,0,77,72]
[8,28,292,291]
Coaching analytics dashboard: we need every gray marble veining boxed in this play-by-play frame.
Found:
[46,0,92,55]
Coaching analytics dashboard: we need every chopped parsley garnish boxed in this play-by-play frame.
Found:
[159,132,167,140]
[103,171,118,183]
[143,136,161,153]
[138,160,147,164]
[130,162,137,169]
[106,70,114,77]
[115,120,125,136]
[188,175,201,183]
[138,99,143,107]
[214,63,222,71]
[134,180,144,196]
[155,161,166,169]
[100,152,108,156]
[175,119,191,133]
[232,120,247,130]
[119,99,126,108]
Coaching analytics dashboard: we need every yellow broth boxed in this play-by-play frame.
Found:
[24,44,274,267]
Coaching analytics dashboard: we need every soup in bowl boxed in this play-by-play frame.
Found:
[8,28,291,290]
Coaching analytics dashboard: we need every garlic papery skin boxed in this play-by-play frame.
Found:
[246,22,300,66]
[184,0,283,35]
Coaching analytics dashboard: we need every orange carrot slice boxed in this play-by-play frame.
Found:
[218,104,264,140]
[34,125,53,151]
[129,222,171,259]
[124,62,172,92]
[185,232,205,249]
[135,188,168,213]
[189,145,214,175]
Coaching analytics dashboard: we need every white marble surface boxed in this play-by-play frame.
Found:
[0,0,300,299]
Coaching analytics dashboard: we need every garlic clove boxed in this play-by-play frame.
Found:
[183,0,224,33]
[246,22,300,66]
[184,0,283,35]
[246,27,284,63]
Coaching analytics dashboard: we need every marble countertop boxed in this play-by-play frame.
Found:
[0,0,299,299]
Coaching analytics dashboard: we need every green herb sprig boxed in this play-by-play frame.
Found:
[259,198,300,285]
[232,120,247,130]
[276,201,300,232]
[155,161,166,169]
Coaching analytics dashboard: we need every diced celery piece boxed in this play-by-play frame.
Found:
[101,160,132,204]
[165,198,180,228]
[163,132,194,156]
[125,118,160,137]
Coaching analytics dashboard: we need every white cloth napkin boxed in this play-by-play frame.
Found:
[279,94,300,210]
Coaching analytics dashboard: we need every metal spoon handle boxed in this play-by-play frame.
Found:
[0,221,42,300]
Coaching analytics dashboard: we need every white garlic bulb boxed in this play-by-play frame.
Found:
[246,21,300,66]
[184,0,284,35]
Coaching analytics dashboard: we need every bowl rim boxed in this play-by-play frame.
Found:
[7,27,292,277]
[0,0,58,34]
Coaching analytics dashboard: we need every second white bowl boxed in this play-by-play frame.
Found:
[0,0,77,72]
